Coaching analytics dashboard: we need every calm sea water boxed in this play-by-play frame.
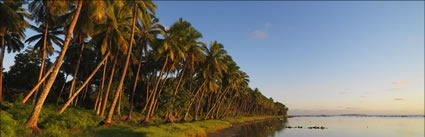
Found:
[276,116,425,137]
[210,116,425,137]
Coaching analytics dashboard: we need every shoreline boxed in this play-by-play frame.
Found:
[78,116,285,137]
[207,116,286,137]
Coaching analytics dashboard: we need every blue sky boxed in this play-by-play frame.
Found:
[3,1,424,115]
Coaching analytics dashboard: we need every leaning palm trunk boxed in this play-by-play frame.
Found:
[127,50,143,120]
[33,22,49,105]
[56,74,69,105]
[166,66,186,122]
[182,82,205,121]
[193,88,206,121]
[68,37,85,103]
[140,82,153,115]
[148,60,175,119]
[57,51,110,114]
[100,3,138,126]
[116,91,122,116]
[22,62,56,103]
[141,55,169,124]
[100,53,118,117]
[25,0,83,131]
[0,36,4,104]
[95,59,107,115]
[204,87,229,119]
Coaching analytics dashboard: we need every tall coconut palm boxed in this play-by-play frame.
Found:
[140,19,189,124]
[0,0,29,104]
[26,0,70,105]
[100,0,157,126]
[25,0,83,132]
[66,0,101,105]
[192,41,228,121]
[24,24,63,104]
[90,1,133,117]
[127,17,163,120]
[164,18,206,122]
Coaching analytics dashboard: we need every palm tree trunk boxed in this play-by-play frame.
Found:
[100,53,118,117]
[22,63,55,103]
[116,91,122,116]
[193,88,206,121]
[0,36,4,104]
[95,59,107,115]
[140,82,151,115]
[165,68,185,123]
[57,52,110,114]
[32,22,49,105]
[56,74,69,105]
[182,81,205,121]
[68,36,85,104]
[101,2,137,125]
[127,48,143,120]
[141,55,168,124]
[25,0,83,131]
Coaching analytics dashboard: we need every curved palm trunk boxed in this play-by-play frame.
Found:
[95,59,107,115]
[100,53,118,117]
[140,80,152,115]
[193,88,206,121]
[182,81,205,121]
[0,36,4,104]
[25,0,83,131]
[141,55,168,124]
[68,37,85,103]
[33,22,49,105]
[22,63,55,103]
[56,74,69,105]
[149,60,175,120]
[127,49,143,120]
[166,66,186,123]
[57,52,110,114]
[100,3,138,126]
[116,91,122,116]
[205,87,229,119]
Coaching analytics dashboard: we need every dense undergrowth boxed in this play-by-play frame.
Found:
[1,102,102,137]
[1,102,278,137]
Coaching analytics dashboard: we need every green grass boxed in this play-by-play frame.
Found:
[1,102,102,137]
[80,116,278,137]
[1,102,279,137]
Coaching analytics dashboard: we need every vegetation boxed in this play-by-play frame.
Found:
[0,0,288,136]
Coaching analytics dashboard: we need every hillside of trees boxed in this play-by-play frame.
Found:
[0,0,288,134]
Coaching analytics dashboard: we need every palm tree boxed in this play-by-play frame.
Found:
[192,40,228,121]
[140,19,190,124]
[0,0,29,104]
[24,24,63,104]
[127,17,163,120]
[90,1,133,117]
[65,0,101,105]
[101,0,157,126]
[25,0,70,105]
[25,0,83,131]
[164,18,206,123]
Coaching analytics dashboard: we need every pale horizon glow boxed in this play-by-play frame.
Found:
[2,1,424,115]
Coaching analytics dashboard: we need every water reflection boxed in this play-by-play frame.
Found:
[236,118,288,137]
[208,116,425,137]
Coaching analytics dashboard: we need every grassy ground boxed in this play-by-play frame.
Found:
[77,116,278,137]
[0,102,279,137]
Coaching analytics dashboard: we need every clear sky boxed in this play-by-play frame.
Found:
[3,1,424,115]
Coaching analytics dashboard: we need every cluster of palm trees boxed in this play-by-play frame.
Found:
[1,0,288,132]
